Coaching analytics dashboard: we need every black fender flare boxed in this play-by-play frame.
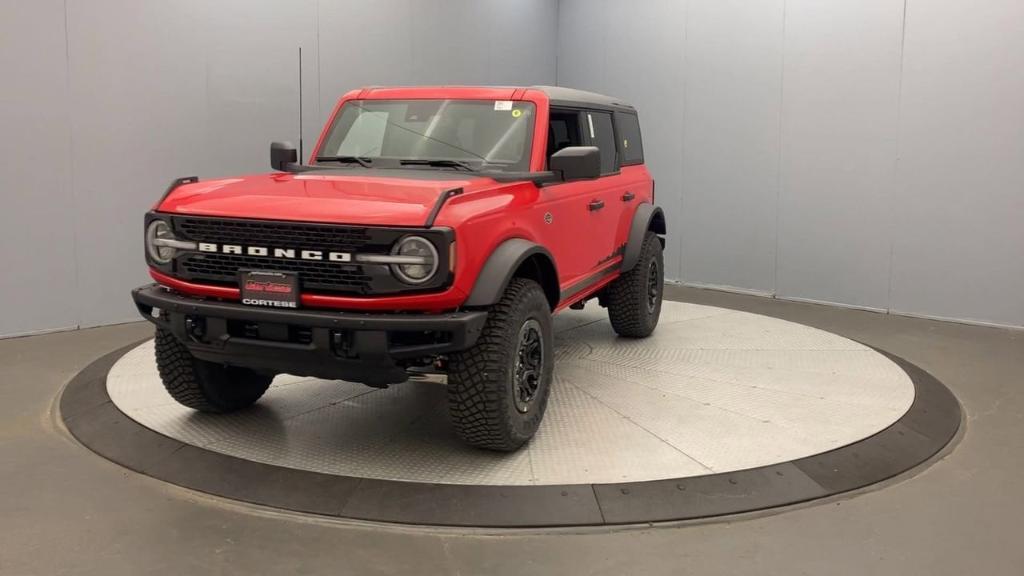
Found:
[464,239,559,308]
[621,203,667,272]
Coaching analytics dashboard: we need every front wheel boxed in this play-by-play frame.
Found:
[154,329,273,412]
[447,278,554,451]
[605,231,664,338]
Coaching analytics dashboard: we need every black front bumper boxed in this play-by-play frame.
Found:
[132,284,487,385]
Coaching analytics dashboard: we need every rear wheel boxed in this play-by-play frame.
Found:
[605,231,664,338]
[447,278,554,451]
[154,329,273,412]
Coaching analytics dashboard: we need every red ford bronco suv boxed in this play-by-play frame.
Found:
[132,86,665,451]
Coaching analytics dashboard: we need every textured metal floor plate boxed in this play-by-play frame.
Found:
[106,301,915,485]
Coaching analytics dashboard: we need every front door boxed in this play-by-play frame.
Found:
[540,108,624,297]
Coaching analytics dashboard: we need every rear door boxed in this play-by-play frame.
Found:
[612,111,651,251]
[580,109,629,270]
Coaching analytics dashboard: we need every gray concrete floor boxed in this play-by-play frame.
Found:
[1,286,1021,575]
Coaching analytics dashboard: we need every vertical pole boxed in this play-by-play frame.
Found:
[298,46,304,162]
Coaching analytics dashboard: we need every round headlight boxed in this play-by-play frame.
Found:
[390,236,438,284]
[146,220,175,264]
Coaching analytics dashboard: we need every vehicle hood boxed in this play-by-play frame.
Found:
[157,170,503,227]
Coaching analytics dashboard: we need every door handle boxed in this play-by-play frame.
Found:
[588,199,605,211]
[622,191,635,202]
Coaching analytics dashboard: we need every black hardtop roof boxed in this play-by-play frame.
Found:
[531,86,636,113]
[356,85,636,113]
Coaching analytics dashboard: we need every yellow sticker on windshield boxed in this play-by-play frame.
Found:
[511,109,523,118]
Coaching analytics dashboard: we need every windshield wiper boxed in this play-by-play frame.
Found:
[398,159,478,172]
[315,155,373,168]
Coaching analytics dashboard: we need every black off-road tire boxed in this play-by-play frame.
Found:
[447,278,554,452]
[605,231,664,338]
[154,329,273,413]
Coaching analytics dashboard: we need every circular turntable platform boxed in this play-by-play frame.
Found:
[61,299,960,527]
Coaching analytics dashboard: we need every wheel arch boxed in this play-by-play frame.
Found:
[464,239,560,310]
[621,204,666,273]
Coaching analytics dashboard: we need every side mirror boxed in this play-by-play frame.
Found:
[270,141,299,172]
[549,146,601,181]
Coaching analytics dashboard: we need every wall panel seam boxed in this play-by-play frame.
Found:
[554,0,560,82]
[316,0,322,140]
[63,0,83,331]
[771,0,788,298]
[885,0,912,314]
[677,0,690,282]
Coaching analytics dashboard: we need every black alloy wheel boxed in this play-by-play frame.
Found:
[646,258,660,313]
[513,318,545,413]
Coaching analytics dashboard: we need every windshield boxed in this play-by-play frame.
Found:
[317,99,536,172]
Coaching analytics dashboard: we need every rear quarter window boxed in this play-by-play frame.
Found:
[615,112,644,165]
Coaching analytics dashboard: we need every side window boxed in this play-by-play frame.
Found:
[615,112,644,165]
[585,111,618,174]
[547,109,583,165]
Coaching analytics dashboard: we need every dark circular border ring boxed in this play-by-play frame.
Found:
[60,340,961,528]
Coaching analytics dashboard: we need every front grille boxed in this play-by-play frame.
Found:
[175,218,373,252]
[180,253,373,293]
[167,215,451,295]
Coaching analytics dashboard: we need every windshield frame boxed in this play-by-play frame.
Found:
[312,98,538,173]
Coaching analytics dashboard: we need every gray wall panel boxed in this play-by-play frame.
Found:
[556,0,608,93]
[315,0,416,107]
[889,0,1024,327]
[558,0,1021,326]
[485,0,558,86]
[409,0,491,85]
[317,0,556,126]
[68,0,217,329]
[680,0,784,294]
[200,1,319,172]
[0,0,78,336]
[775,0,904,310]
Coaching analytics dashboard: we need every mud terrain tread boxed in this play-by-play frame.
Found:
[605,231,663,338]
[447,278,552,451]
[154,329,271,412]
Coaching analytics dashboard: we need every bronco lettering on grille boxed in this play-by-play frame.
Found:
[197,242,351,262]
